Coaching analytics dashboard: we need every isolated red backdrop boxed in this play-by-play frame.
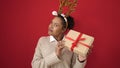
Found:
[0,0,120,68]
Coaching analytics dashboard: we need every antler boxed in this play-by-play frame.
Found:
[58,0,78,17]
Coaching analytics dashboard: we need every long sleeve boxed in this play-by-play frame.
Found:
[31,37,61,68]
[71,53,87,68]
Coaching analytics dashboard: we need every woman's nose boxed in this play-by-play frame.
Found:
[49,23,53,29]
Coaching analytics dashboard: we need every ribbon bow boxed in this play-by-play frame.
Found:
[71,33,85,51]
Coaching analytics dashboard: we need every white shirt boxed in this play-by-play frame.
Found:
[31,36,86,68]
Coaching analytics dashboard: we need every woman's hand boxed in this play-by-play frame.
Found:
[55,41,64,58]
[78,45,93,62]
[78,55,86,62]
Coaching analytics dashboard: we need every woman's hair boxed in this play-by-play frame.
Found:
[57,14,74,30]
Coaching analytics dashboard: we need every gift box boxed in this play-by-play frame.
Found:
[64,30,94,57]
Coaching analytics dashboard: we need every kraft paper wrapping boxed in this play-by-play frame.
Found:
[64,30,94,57]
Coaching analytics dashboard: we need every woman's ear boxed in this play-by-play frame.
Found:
[62,28,67,33]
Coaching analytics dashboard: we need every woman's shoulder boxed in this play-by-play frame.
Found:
[38,36,50,42]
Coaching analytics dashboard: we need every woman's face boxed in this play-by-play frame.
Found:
[48,17,65,37]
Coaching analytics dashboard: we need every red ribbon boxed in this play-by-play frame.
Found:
[65,33,90,51]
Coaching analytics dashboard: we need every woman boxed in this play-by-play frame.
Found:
[31,14,87,68]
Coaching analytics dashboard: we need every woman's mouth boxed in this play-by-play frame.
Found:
[48,28,53,32]
[48,28,53,35]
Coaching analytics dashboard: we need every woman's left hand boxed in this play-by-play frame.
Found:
[78,55,86,62]
[78,45,93,62]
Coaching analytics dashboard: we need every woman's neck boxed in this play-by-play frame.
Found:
[54,34,64,41]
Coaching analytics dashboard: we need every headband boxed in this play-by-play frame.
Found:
[52,11,68,29]
[52,0,78,29]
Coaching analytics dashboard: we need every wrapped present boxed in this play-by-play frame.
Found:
[64,30,94,57]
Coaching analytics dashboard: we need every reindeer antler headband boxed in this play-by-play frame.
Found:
[52,0,78,29]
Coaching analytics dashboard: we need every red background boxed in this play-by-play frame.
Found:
[0,0,120,68]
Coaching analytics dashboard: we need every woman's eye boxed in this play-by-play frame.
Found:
[54,24,58,27]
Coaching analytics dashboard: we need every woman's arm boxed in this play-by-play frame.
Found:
[31,37,61,68]
[71,53,87,68]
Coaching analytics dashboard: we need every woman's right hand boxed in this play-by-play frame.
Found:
[55,41,64,58]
